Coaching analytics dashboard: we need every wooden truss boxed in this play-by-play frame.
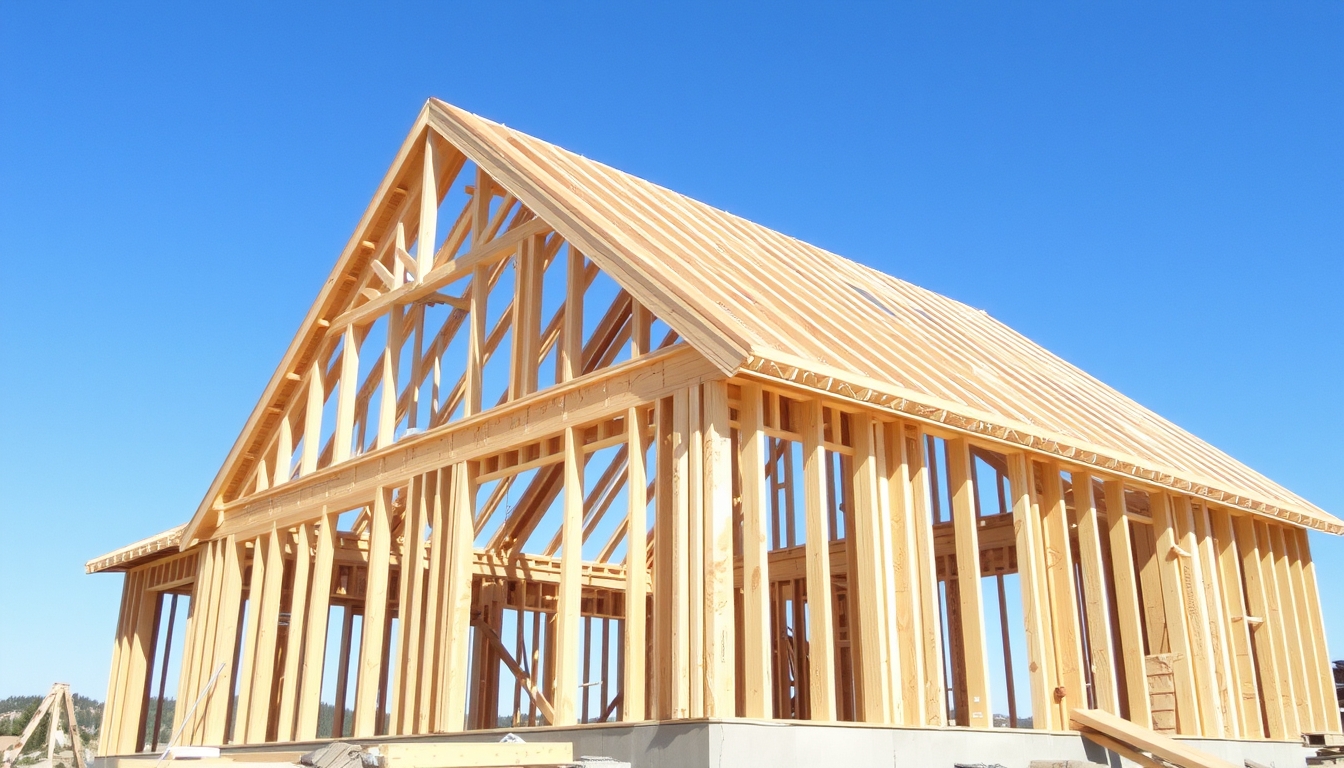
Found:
[88,100,1343,756]
[3,683,86,768]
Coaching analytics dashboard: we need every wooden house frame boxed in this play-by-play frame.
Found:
[89,99,1342,757]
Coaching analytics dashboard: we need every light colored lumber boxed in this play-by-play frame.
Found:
[417,135,441,278]
[1267,523,1314,732]
[1294,527,1344,734]
[1040,463,1085,719]
[1191,504,1238,737]
[622,405,649,721]
[905,425,945,725]
[1010,453,1057,730]
[204,537,244,745]
[1072,471,1119,714]
[353,488,393,737]
[295,513,335,740]
[1150,492,1201,734]
[332,324,360,463]
[1172,497,1223,737]
[552,425,583,725]
[1207,508,1260,738]
[737,384,772,718]
[850,412,894,723]
[233,536,268,742]
[801,399,837,720]
[1231,513,1287,739]
[1070,707,1239,768]
[1103,479,1150,728]
[701,380,736,716]
[244,529,285,742]
[945,438,991,728]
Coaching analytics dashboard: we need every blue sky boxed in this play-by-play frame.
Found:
[0,2,1340,703]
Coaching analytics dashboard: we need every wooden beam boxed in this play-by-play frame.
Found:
[1230,514,1287,739]
[905,424,945,725]
[1040,463,1085,721]
[1266,523,1314,733]
[353,488,393,737]
[945,438,990,728]
[394,473,431,734]
[1191,504,1238,737]
[1070,707,1240,768]
[552,425,584,725]
[801,399,837,720]
[1150,492,1201,734]
[1103,479,1150,728]
[738,383,772,718]
[849,412,894,723]
[417,136,441,279]
[244,529,285,742]
[1010,453,1057,730]
[561,248,584,384]
[233,537,267,742]
[1282,528,1327,732]
[1172,497,1223,737]
[1293,527,1344,733]
[1073,472,1119,714]
[440,463,477,731]
[332,325,360,464]
[668,390,692,718]
[1207,508,1260,738]
[204,537,244,745]
[295,513,335,741]
[622,406,649,721]
[702,380,736,716]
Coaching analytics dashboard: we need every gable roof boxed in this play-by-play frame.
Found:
[179,98,1340,544]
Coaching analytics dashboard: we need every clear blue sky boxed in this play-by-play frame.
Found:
[1,3,1340,701]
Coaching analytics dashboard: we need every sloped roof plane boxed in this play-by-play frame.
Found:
[174,98,1340,547]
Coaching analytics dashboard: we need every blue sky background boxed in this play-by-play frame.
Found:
[1,2,1340,703]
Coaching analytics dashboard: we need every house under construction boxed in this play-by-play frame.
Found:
[88,99,1342,767]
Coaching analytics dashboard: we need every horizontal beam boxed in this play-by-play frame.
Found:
[211,345,717,540]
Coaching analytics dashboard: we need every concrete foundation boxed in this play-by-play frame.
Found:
[102,720,1312,768]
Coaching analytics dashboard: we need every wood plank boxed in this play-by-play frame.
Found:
[1191,504,1238,737]
[1171,497,1223,737]
[1040,463,1085,720]
[552,425,584,725]
[1294,527,1344,734]
[203,537,244,745]
[1207,508,1259,738]
[1070,707,1239,768]
[417,135,441,279]
[420,470,449,732]
[1103,479,1150,728]
[244,529,285,742]
[394,474,431,734]
[668,389,692,718]
[686,389,704,718]
[945,438,990,728]
[1283,526,1328,732]
[353,488,393,737]
[801,398,837,721]
[701,380,736,716]
[849,412,893,723]
[295,513,335,740]
[1009,453,1057,730]
[333,325,360,463]
[1230,513,1286,739]
[1150,492,1201,734]
[1073,471,1119,714]
[233,537,268,743]
[904,424,945,725]
[560,248,584,383]
[376,306,402,450]
[1266,523,1314,732]
[622,405,649,721]
[381,741,573,768]
[737,383,772,719]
